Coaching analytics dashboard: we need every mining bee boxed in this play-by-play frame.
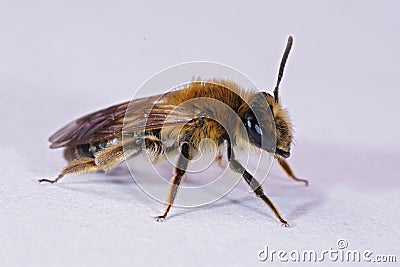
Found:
[40,36,308,226]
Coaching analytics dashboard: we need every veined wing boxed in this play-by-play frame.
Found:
[49,92,197,148]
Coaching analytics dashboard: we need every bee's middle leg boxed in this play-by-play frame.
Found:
[155,142,191,222]
[226,140,289,226]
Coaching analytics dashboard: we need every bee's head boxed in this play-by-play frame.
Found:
[239,92,293,158]
[264,92,293,158]
[241,35,294,158]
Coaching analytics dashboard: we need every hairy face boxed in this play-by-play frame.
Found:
[263,93,293,157]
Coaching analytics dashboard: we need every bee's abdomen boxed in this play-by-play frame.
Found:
[64,143,95,162]
[63,138,121,162]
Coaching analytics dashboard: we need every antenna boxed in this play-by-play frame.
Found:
[273,36,293,103]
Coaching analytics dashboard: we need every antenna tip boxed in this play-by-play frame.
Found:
[288,36,293,44]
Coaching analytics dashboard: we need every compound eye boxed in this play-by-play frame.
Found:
[246,116,262,145]
[247,118,262,135]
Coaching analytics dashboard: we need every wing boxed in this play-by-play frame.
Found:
[49,92,197,148]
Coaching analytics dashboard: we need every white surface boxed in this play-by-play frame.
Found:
[1,1,399,266]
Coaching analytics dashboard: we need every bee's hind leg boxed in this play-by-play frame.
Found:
[39,138,142,184]
[38,158,99,183]
[275,156,309,186]
[155,142,191,222]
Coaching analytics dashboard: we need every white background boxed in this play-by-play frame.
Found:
[1,1,399,266]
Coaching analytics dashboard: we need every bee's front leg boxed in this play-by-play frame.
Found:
[226,139,289,226]
[275,156,309,186]
[155,142,191,222]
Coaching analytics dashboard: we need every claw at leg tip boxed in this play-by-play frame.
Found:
[155,216,166,222]
[38,178,54,184]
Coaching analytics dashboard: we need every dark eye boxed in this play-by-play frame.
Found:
[244,115,275,152]
[247,118,262,135]
[245,116,262,145]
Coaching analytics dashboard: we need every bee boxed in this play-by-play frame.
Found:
[39,36,308,226]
